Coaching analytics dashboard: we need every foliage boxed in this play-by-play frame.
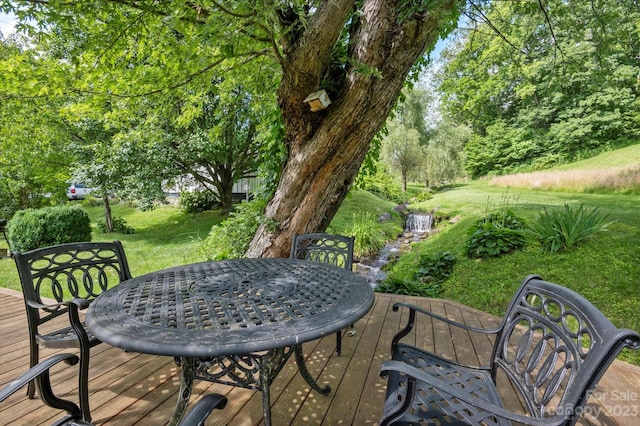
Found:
[412,191,433,203]
[326,190,405,255]
[344,213,388,259]
[356,163,405,203]
[415,251,456,284]
[476,210,526,231]
[375,276,441,297]
[377,250,455,299]
[201,200,267,260]
[179,190,220,214]
[466,208,528,258]
[384,176,640,364]
[7,206,91,252]
[0,62,72,215]
[466,224,527,259]
[418,120,471,188]
[96,216,135,234]
[528,204,613,252]
[150,82,279,213]
[439,0,640,177]
[382,121,423,191]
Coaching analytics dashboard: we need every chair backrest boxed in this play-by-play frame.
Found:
[491,274,640,423]
[290,233,355,270]
[14,241,132,328]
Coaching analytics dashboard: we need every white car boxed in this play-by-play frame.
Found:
[66,183,93,200]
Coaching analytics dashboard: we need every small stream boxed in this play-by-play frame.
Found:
[353,212,434,287]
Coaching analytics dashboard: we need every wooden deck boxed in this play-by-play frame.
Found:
[1,288,639,426]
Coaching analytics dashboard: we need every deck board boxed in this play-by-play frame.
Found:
[1,290,639,425]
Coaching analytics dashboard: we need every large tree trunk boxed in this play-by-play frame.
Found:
[246,0,457,258]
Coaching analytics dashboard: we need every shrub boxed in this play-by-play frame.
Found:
[179,190,219,213]
[465,206,527,259]
[80,195,103,207]
[96,216,135,234]
[345,213,388,259]
[375,277,441,297]
[415,251,456,283]
[466,224,527,258]
[528,203,613,252]
[412,191,433,203]
[201,199,266,260]
[7,206,91,252]
[476,210,526,230]
[357,166,405,203]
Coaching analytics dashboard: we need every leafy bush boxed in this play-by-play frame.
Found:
[345,213,388,259]
[179,190,219,213]
[376,251,455,297]
[80,195,103,207]
[466,225,527,258]
[476,210,526,230]
[96,216,135,234]
[375,277,441,297]
[466,209,527,259]
[412,191,433,203]
[201,199,266,260]
[528,203,612,252]
[7,206,91,252]
[415,251,456,283]
[356,166,405,203]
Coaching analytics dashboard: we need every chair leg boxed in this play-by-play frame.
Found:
[336,330,342,355]
[77,346,91,422]
[27,339,39,399]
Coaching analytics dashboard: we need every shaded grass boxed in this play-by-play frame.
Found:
[0,204,225,292]
[0,191,403,292]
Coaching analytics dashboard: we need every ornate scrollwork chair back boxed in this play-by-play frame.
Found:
[13,241,133,422]
[492,276,640,419]
[290,233,356,354]
[380,274,640,425]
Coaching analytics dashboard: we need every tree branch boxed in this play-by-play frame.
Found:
[466,0,528,56]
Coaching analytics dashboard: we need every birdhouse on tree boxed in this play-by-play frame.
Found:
[303,89,331,112]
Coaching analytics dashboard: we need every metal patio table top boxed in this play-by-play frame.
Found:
[86,257,374,425]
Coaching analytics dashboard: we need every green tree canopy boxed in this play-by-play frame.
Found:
[1,0,463,257]
[438,0,640,178]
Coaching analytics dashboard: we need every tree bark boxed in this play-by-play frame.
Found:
[103,196,114,233]
[246,0,457,258]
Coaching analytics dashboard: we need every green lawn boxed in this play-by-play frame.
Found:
[392,179,640,364]
[0,204,226,292]
[1,149,639,365]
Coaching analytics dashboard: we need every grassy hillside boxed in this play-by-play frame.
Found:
[488,144,640,194]
[1,146,638,364]
[391,146,640,364]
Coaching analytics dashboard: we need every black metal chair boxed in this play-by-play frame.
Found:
[379,274,640,425]
[0,218,9,253]
[0,353,227,426]
[13,241,133,422]
[290,233,355,355]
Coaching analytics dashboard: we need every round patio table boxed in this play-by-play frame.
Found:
[86,257,374,426]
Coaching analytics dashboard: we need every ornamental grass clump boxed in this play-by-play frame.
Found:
[346,213,387,259]
[528,203,613,252]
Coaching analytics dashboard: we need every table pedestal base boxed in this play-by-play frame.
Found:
[171,345,330,426]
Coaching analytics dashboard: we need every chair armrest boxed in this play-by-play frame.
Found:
[0,353,79,402]
[69,297,91,310]
[25,299,67,311]
[380,361,567,426]
[393,302,503,334]
[178,393,228,426]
